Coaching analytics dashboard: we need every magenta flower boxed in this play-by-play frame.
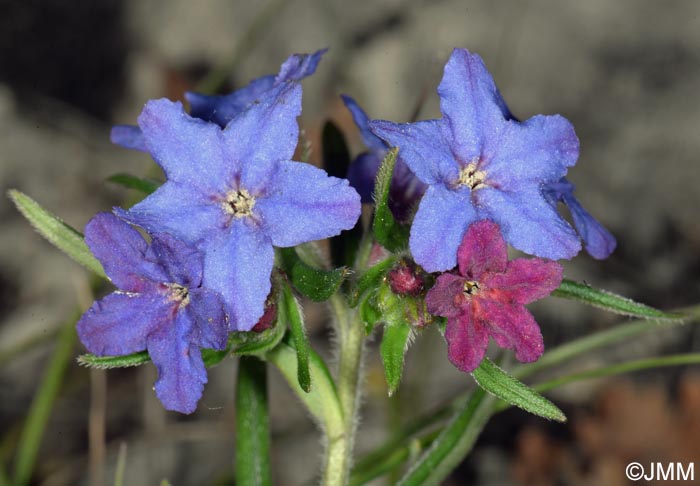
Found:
[426,220,562,372]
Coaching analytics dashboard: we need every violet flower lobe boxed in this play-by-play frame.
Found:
[111,49,326,151]
[77,213,228,414]
[426,220,562,373]
[370,48,582,272]
[115,83,361,331]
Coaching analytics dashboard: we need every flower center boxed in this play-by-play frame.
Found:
[223,188,255,218]
[463,280,480,295]
[167,283,190,307]
[456,162,487,191]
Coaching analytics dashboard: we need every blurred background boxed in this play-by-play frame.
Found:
[1,0,700,484]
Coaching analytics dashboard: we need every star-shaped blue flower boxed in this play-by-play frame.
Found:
[77,213,228,414]
[116,83,361,330]
[370,48,582,272]
[110,49,326,152]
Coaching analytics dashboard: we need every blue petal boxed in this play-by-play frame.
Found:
[478,187,581,260]
[341,95,385,151]
[347,151,382,203]
[187,288,229,350]
[275,48,327,83]
[437,48,511,161]
[410,185,477,272]
[222,83,302,194]
[202,220,274,331]
[85,213,166,292]
[256,161,361,247]
[185,75,276,127]
[138,99,235,195]
[147,233,204,288]
[110,125,147,152]
[562,192,616,259]
[115,181,224,246]
[369,119,458,185]
[483,114,579,190]
[147,312,206,414]
[77,291,172,356]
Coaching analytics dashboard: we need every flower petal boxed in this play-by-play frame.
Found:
[147,312,206,414]
[275,48,327,83]
[457,220,508,279]
[437,48,511,161]
[187,288,229,350]
[369,119,458,185]
[484,258,563,305]
[255,161,361,247]
[222,83,302,194]
[477,187,581,260]
[475,299,544,363]
[138,99,234,194]
[110,125,147,152]
[426,272,465,318]
[147,233,204,288]
[115,181,224,246]
[409,185,477,272]
[85,213,166,292]
[77,291,172,356]
[445,310,489,373]
[483,114,579,189]
[202,220,274,331]
[562,192,617,259]
[341,95,386,151]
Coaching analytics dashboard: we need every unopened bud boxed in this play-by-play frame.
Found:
[388,263,424,296]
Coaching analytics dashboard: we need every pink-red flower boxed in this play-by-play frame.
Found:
[426,220,562,372]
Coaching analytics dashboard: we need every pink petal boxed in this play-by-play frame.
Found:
[445,309,489,372]
[426,273,466,318]
[475,298,544,363]
[483,258,562,304]
[457,220,508,279]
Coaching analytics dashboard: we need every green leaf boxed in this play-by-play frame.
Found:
[349,255,399,307]
[8,190,106,279]
[552,278,683,320]
[358,292,381,334]
[471,358,565,422]
[231,313,286,356]
[280,280,311,392]
[278,247,348,302]
[235,356,272,486]
[107,173,161,194]
[380,313,412,396]
[77,345,233,370]
[372,148,409,252]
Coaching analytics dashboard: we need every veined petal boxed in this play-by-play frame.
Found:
[275,48,327,83]
[445,310,489,373]
[147,312,206,414]
[187,288,229,350]
[202,220,274,331]
[410,185,477,272]
[148,233,204,288]
[110,125,147,152]
[437,48,511,162]
[369,119,458,185]
[475,299,544,363]
[562,192,617,259]
[483,258,563,305]
[478,186,581,260]
[341,95,386,151]
[484,115,579,190]
[138,99,234,194]
[77,291,172,356]
[115,181,224,246]
[426,272,466,318]
[457,220,508,279]
[85,213,166,292]
[256,161,361,247]
[222,83,302,194]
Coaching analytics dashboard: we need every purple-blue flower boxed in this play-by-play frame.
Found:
[544,178,616,259]
[77,213,228,414]
[111,49,326,152]
[369,48,582,272]
[116,83,361,331]
[343,95,426,222]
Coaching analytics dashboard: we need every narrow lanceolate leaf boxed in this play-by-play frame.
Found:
[471,358,566,422]
[349,255,399,308]
[78,345,233,370]
[235,357,272,486]
[380,314,412,396]
[278,247,348,302]
[552,278,683,320]
[280,280,311,392]
[372,148,409,252]
[107,173,161,194]
[8,190,106,279]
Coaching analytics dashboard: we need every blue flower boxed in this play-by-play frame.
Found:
[116,83,361,330]
[544,178,616,259]
[369,48,582,272]
[77,213,228,414]
[111,49,327,151]
[343,95,426,222]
